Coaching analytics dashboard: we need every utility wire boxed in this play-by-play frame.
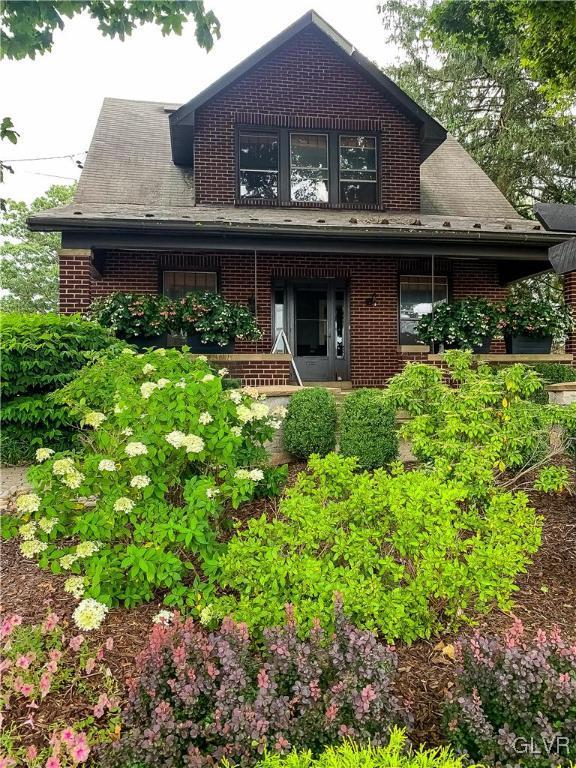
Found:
[0,151,87,162]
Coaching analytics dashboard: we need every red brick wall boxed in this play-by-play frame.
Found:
[193,26,421,212]
[564,271,576,356]
[61,248,515,385]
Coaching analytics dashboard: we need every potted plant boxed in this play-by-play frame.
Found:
[416,297,499,353]
[502,294,572,353]
[87,293,176,348]
[176,291,263,352]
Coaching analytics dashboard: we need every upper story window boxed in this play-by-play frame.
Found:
[339,136,377,204]
[239,132,279,200]
[237,128,379,207]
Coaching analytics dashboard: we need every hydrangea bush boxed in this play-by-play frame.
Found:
[445,621,576,767]
[102,601,407,767]
[6,350,285,621]
[0,612,120,767]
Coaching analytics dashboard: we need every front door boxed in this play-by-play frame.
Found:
[276,282,348,382]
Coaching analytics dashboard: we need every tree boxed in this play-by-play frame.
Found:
[378,0,576,215]
[0,184,74,313]
[0,1,220,59]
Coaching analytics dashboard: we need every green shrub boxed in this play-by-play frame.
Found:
[340,389,398,469]
[1,313,122,464]
[283,387,337,458]
[8,350,286,618]
[520,362,574,404]
[214,453,541,643]
[250,729,481,768]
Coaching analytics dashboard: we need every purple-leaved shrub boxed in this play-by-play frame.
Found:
[103,600,408,767]
[445,620,576,767]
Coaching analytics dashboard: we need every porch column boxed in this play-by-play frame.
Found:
[564,271,576,357]
[58,248,93,314]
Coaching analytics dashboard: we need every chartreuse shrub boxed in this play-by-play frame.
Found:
[5,350,286,621]
[102,601,407,768]
[489,361,576,404]
[445,621,576,767]
[283,387,337,458]
[249,729,483,768]
[1,312,122,463]
[339,388,398,469]
[214,453,541,643]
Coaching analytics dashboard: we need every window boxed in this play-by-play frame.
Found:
[239,132,279,199]
[290,133,329,202]
[399,275,448,345]
[163,271,218,299]
[237,129,379,206]
[339,136,377,204]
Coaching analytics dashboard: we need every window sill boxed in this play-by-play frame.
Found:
[235,198,382,211]
[399,344,430,354]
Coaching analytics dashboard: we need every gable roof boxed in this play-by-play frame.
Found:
[169,10,447,165]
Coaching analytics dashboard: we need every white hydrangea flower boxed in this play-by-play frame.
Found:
[234,469,251,480]
[228,389,243,404]
[19,521,37,540]
[242,386,260,399]
[199,604,214,626]
[62,470,84,489]
[140,381,158,399]
[152,609,174,625]
[59,553,78,570]
[202,374,215,383]
[75,541,100,558]
[73,599,109,631]
[16,493,41,514]
[231,426,243,437]
[142,363,156,374]
[217,368,229,377]
[250,402,269,420]
[249,469,264,482]
[236,405,254,423]
[38,517,58,534]
[268,419,282,430]
[113,497,135,513]
[20,539,47,558]
[196,355,208,362]
[35,447,55,462]
[64,576,85,598]
[125,442,147,457]
[98,459,117,472]
[130,474,150,489]
[165,431,186,448]
[83,411,107,429]
[156,378,170,389]
[182,434,205,454]
[206,487,220,499]
[154,348,167,356]
[121,347,136,354]
[121,427,133,436]
[52,458,75,476]
[175,379,186,388]
[199,411,213,425]
[271,405,288,419]
[113,403,125,414]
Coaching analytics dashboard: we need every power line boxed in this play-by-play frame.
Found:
[1,151,87,162]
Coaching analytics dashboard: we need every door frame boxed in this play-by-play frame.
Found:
[272,279,350,381]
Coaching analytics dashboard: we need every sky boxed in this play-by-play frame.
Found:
[1,1,402,203]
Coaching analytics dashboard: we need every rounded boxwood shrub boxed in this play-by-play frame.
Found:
[282,387,337,458]
[340,388,398,469]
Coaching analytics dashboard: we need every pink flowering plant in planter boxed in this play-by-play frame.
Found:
[4,350,286,622]
[176,291,263,346]
[87,292,176,339]
[415,297,500,351]
[0,612,120,767]
[502,293,573,341]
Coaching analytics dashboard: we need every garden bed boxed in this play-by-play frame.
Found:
[2,481,574,751]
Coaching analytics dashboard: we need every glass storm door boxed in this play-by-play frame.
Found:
[286,282,348,381]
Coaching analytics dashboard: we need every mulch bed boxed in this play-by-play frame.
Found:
[1,477,575,749]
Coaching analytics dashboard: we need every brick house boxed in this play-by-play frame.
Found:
[29,11,575,387]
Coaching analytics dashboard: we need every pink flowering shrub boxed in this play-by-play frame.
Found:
[445,620,576,766]
[0,613,120,767]
[103,601,407,767]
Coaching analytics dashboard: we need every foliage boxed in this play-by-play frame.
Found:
[176,290,263,345]
[339,389,398,469]
[415,298,500,349]
[503,292,572,340]
[7,350,285,616]
[388,351,574,497]
[250,728,482,768]
[87,291,263,345]
[378,1,576,214]
[0,611,120,767]
[0,1,221,59]
[445,620,576,767]
[103,602,407,767]
[0,184,75,313]
[1,396,77,465]
[490,362,576,405]
[87,293,176,339]
[428,0,576,107]
[283,388,337,459]
[214,452,541,643]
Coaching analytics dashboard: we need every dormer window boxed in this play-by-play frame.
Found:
[236,128,379,208]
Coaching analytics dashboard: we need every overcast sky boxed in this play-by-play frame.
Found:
[1,1,402,203]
